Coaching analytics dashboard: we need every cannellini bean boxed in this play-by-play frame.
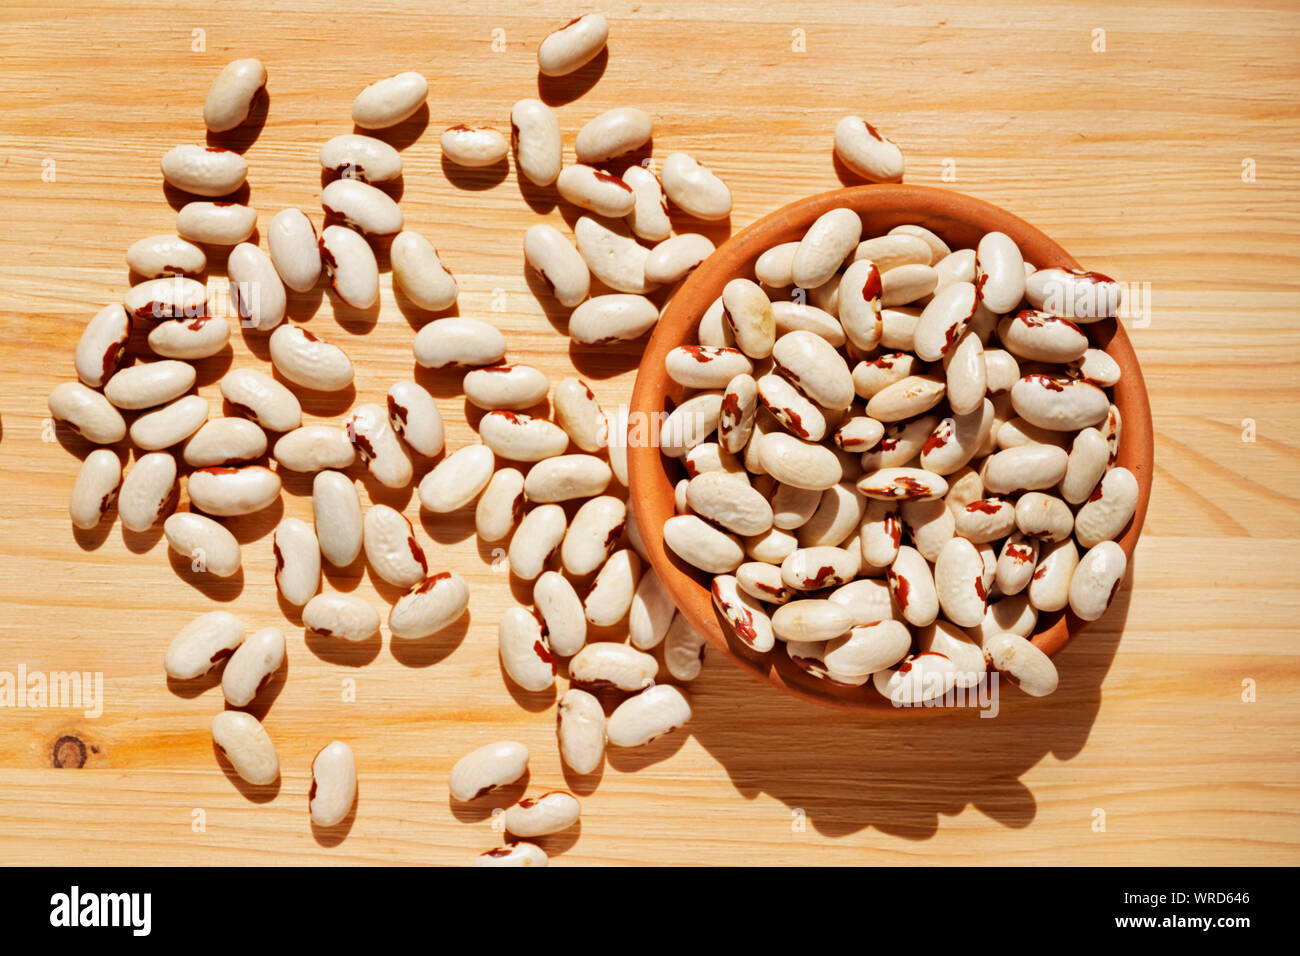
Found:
[309,741,357,828]
[413,317,507,369]
[737,560,793,603]
[919,400,995,476]
[887,545,939,627]
[1010,373,1109,431]
[664,515,743,573]
[475,843,549,867]
[1014,492,1074,543]
[569,294,659,344]
[622,164,672,242]
[418,444,495,513]
[686,472,773,536]
[439,125,509,167]
[303,593,380,642]
[124,277,207,322]
[227,242,286,331]
[873,652,958,705]
[389,571,470,639]
[1027,537,1078,612]
[943,330,988,415]
[755,242,799,287]
[268,325,353,392]
[319,133,402,182]
[606,684,692,747]
[1069,540,1127,621]
[574,216,656,294]
[498,607,556,691]
[552,377,604,453]
[575,106,652,164]
[916,619,987,688]
[828,577,897,625]
[163,610,244,680]
[163,512,241,577]
[824,620,911,676]
[523,454,612,503]
[758,432,842,490]
[387,380,444,458]
[983,632,1058,697]
[997,310,1088,363]
[798,483,865,548]
[584,549,641,626]
[981,443,1069,494]
[221,626,285,707]
[1074,466,1139,547]
[860,414,940,470]
[838,259,884,352]
[535,570,587,657]
[313,470,363,568]
[127,234,206,278]
[772,300,846,345]
[211,711,278,785]
[148,315,230,360]
[781,545,861,590]
[508,504,567,580]
[664,615,708,681]
[129,394,208,450]
[995,532,1039,596]
[103,360,194,410]
[69,448,122,529]
[448,740,529,802]
[1068,348,1122,388]
[524,224,590,308]
[570,641,657,691]
[274,517,320,607]
[933,536,989,627]
[267,208,322,293]
[900,496,955,562]
[118,452,176,532]
[204,58,265,132]
[1102,403,1122,465]
[539,13,609,75]
[719,373,758,454]
[160,144,247,197]
[880,263,938,307]
[661,152,732,220]
[464,364,549,411]
[852,352,918,399]
[557,163,637,217]
[758,371,828,441]
[475,467,526,543]
[858,467,948,502]
[176,201,256,245]
[772,599,854,643]
[1024,267,1122,321]
[973,232,1026,313]
[864,373,946,422]
[504,791,581,837]
[645,233,715,285]
[391,231,458,312]
[772,330,855,410]
[348,403,412,488]
[974,593,1038,644]
[629,570,676,650]
[880,306,921,350]
[697,295,734,347]
[219,369,300,431]
[743,525,799,565]
[273,425,355,472]
[983,348,1021,395]
[721,279,775,359]
[557,688,605,774]
[935,247,976,287]
[187,465,280,517]
[854,234,932,271]
[913,281,977,362]
[318,225,379,309]
[510,98,562,187]
[833,115,905,183]
[792,208,861,290]
[363,504,427,589]
[659,391,723,457]
[352,71,428,129]
[561,496,626,575]
[666,346,752,390]
[955,497,1016,543]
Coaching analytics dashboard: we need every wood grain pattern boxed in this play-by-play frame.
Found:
[0,0,1297,865]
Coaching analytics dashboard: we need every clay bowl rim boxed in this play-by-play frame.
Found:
[626,183,1154,714]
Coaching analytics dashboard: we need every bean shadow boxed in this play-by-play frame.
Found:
[516,170,558,215]
[537,46,608,105]
[72,506,118,552]
[312,795,358,847]
[235,657,289,721]
[163,181,252,213]
[534,821,582,857]
[324,288,381,335]
[165,667,223,700]
[412,364,468,400]
[396,285,459,330]
[524,267,574,336]
[220,496,284,544]
[501,662,558,712]
[204,86,270,154]
[448,770,530,824]
[353,103,429,151]
[417,507,474,545]
[212,739,280,802]
[167,549,244,601]
[567,338,646,379]
[322,557,365,593]
[388,612,470,668]
[286,285,326,323]
[688,569,1134,840]
[305,628,381,667]
[441,155,509,191]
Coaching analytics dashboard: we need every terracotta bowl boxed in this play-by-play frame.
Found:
[627,184,1154,712]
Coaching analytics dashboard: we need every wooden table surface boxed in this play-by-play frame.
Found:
[1,0,1297,866]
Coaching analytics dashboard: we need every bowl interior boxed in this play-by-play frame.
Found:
[627,184,1154,713]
